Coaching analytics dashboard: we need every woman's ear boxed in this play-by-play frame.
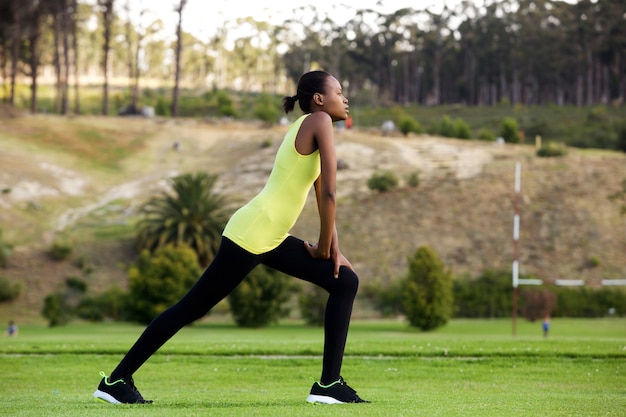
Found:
[313,93,323,105]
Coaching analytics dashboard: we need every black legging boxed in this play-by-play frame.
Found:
[110,236,359,385]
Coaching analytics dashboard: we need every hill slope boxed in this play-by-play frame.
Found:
[1,113,625,322]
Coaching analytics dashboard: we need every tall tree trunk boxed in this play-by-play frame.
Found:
[53,10,62,112]
[101,0,114,115]
[28,5,41,113]
[586,48,594,106]
[9,0,20,106]
[172,0,187,118]
[61,0,70,115]
[71,0,80,114]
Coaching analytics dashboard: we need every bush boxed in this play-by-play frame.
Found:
[398,115,422,136]
[407,171,420,188]
[154,96,171,116]
[299,285,327,326]
[367,171,398,192]
[360,279,404,318]
[477,128,496,141]
[537,141,568,157]
[437,115,456,138]
[453,270,513,318]
[76,286,128,322]
[453,118,472,139]
[254,93,280,125]
[216,91,236,118]
[0,275,22,302]
[500,117,521,143]
[228,265,291,328]
[126,244,202,324]
[42,293,71,327]
[50,240,73,261]
[0,229,12,268]
[402,245,453,330]
[520,288,556,321]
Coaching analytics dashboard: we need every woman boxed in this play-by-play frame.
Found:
[94,70,368,405]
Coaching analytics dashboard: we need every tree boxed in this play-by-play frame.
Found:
[136,172,229,267]
[171,0,187,117]
[402,245,453,331]
[228,265,291,328]
[98,0,114,115]
[126,244,201,324]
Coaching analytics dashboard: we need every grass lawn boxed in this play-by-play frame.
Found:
[1,319,625,417]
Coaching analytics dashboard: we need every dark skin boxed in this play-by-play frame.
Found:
[293,75,353,278]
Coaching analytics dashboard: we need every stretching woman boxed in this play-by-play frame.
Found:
[94,70,368,405]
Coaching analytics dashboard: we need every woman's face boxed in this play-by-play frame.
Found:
[320,76,349,122]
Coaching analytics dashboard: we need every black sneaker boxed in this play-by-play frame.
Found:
[306,376,370,404]
[93,371,153,404]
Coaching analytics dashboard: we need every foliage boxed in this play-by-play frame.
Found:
[76,286,128,322]
[551,286,626,318]
[477,128,496,141]
[298,284,327,326]
[367,171,398,192]
[0,229,12,268]
[519,288,556,321]
[50,240,73,261]
[126,244,202,324]
[453,118,472,139]
[615,120,626,152]
[500,117,520,143]
[397,115,422,136]
[452,270,513,318]
[435,115,456,138]
[0,274,22,303]
[407,171,420,188]
[228,265,291,328]
[41,293,70,327]
[360,279,404,318]
[216,91,236,118]
[537,141,568,157]
[253,93,280,125]
[136,172,229,267]
[401,245,453,330]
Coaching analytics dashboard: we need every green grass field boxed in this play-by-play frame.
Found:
[1,319,625,417]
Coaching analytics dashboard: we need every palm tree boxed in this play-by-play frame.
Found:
[136,173,229,267]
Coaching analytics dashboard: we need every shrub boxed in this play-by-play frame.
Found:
[228,265,291,328]
[402,245,453,330]
[0,229,12,268]
[299,285,327,326]
[453,270,512,318]
[254,93,280,125]
[437,115,456,138]
[477,128,496,141]
[500,117,521,143]
[453,118,472,139]
[50,240,73,261]
[520,288,556,321]
[154,96,170,116]
[367,171,398,192]
[360,279,404,318]
[76,286,128,322]
[126,244,202,324]
[216,91,236,118]
[407,171,420,188]
[42,293,70,327]
[398,115,422,136]
[537,141,567,157]
[0,275,22,302]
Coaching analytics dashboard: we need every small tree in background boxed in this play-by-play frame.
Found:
[500,117,521,143]
[126,244,201,324]
[228,265,291,328]
[398,115,422,136]
[520,288,556,321]
[402,245,453,331]
[299,285,327,326]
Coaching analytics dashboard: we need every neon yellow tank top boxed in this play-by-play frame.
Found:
[222,114,320,254]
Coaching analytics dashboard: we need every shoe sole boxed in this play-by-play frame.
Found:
[93,390,122,404]
[306,394,345,404]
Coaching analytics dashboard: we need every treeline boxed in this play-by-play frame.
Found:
[0,0,624,115]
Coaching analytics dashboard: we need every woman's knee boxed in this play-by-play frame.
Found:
[336,267,360,296]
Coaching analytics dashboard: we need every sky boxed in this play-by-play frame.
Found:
[124,0,464,41]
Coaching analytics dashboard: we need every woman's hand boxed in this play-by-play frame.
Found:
[304,241,354,279]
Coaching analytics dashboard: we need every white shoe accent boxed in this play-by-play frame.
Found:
[306,394,345,404]
[93,389,122,404]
